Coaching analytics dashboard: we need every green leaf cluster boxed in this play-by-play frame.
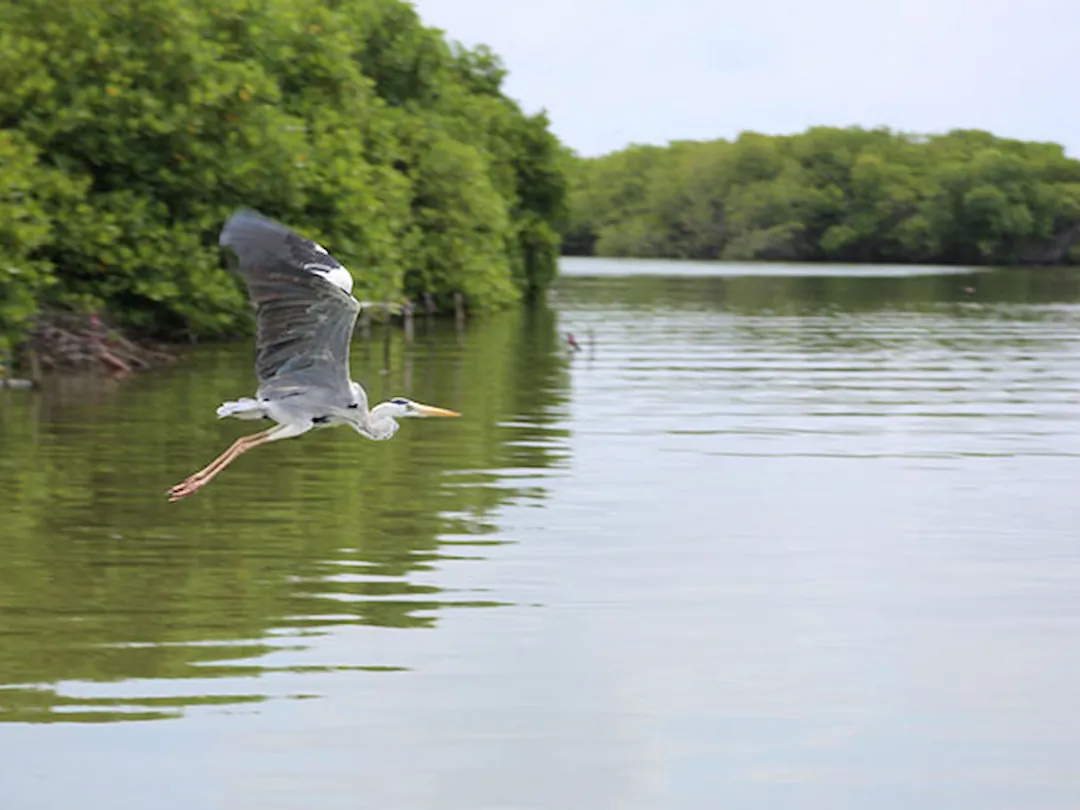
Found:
[563,127,1080,266]
[0,0,566,349]
[0,133,60,354]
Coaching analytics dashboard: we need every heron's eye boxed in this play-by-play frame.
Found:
[390,397,408,406]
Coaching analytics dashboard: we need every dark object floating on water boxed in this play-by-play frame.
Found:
[167,208,462,503]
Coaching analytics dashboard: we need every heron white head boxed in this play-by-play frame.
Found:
[378,397,461,419]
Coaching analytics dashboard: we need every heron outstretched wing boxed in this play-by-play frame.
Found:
[219,209,361,404]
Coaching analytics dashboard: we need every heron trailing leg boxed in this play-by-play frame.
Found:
[167,422,306,502]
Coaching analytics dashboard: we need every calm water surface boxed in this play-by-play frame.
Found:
[2,258,1080,809]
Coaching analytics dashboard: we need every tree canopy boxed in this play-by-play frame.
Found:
[563,127,1080,267]
[0,0,568,353]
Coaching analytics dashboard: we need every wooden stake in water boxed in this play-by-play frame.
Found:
[359,305,372,341]
[382,303,392,373]
[454,292,465,328]
[403,300,414,344]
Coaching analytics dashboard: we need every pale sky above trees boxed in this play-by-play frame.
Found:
[412,0,1079,157]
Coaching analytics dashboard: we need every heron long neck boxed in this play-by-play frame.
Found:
[362,402,401,441]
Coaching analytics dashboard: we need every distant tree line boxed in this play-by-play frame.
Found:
[562,127,1080,267]
[0,0,568,354]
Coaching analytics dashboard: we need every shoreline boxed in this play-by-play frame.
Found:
[1,301,453,387]
[3,311,179,388]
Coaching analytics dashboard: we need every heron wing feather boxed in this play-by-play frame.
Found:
[219,209,361,405]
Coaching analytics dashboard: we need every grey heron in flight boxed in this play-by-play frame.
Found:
[167,209,460,502]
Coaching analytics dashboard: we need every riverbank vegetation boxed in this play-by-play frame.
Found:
[0,0,567,359]
[563,127,1080,267]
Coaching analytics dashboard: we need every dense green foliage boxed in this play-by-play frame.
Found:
[0,132,80,354]
[564,127,1080,266]
[0,0,566,351]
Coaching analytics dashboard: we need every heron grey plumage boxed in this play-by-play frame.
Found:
[167,209,460,502]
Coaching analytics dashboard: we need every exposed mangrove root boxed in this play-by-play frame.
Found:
[22,311,178,380]
[2,295,465,386]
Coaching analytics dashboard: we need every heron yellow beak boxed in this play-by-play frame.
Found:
[414,403,461,418]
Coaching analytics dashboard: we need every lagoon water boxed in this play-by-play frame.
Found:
[2,257,1080,809]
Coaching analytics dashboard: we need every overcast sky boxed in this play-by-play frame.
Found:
[411,0,1079,158]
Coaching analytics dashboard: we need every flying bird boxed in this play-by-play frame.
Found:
[167,209,460,502]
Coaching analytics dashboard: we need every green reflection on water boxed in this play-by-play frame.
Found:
[0,304,569,723]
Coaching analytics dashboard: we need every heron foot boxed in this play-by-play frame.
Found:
[167,475,206,502]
